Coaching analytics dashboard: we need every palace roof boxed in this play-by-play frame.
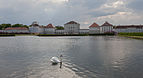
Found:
[32,24,39,26]
[89,22,99,28]
[102,21,113,26]
[65,21,79,24]
[5,27,28,30]
[45,24,55,28]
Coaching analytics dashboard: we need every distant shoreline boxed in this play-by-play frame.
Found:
[0,34,15,37]
[0,33,115,37]
[37,33,115,36]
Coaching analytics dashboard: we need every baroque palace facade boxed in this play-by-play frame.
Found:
[29,21,143,34]
[1,21,143,34]
[29,21,115,34]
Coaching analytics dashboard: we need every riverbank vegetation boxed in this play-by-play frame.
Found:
[55,26,64,30]
[118,32,143,36]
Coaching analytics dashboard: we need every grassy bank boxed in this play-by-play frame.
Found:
[127,36,143,39]
[118,32,143,39]
[118,32,143,36]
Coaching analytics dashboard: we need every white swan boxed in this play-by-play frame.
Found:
[50,57,60,64]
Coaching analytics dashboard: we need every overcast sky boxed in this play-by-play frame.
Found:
[0,0,143,28]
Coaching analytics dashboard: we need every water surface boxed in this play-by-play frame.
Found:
[0,36,143,78]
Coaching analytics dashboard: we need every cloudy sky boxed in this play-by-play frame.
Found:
[0,0,143,28]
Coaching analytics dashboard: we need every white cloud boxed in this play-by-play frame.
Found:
[95,12,143,25]
[33,0,68,4]
[96,0,128,13]
[103,0,124,8]
[51,0,69,3]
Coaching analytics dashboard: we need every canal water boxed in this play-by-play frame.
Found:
[0,36,143,78]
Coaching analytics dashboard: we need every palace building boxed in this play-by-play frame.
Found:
[89,22,100,34]
[28,21,143,35]
[4,27,29,34]
[114,25,143,33]
[100,21,113,33]
[2,21,142,34]
[64,21,80,34]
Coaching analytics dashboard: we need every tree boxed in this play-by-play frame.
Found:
[12,24,29,28]
[0,24,11,30]
[12,24,23,27]
[0,23,29,30]
[55,26,64,30]
[23,25,29,28]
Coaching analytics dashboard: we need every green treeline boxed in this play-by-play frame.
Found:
[0,24,29,30]
[55,26,64,30]
[118,33,143,36]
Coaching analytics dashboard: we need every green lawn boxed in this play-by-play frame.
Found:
[118,32,143,36]
[118,33,143,39]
